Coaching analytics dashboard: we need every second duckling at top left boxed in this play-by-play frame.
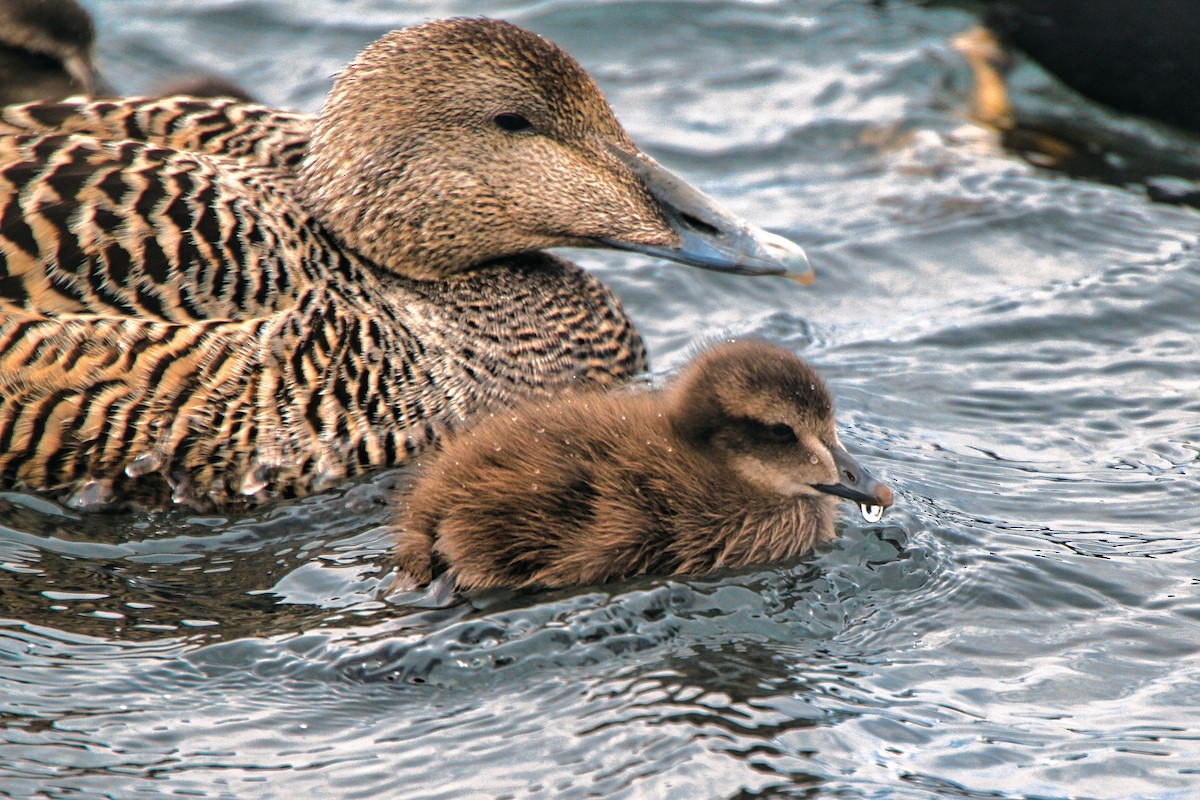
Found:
[391,339,894,593]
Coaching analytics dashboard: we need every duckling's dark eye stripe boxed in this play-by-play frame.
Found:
[494,112,532,132]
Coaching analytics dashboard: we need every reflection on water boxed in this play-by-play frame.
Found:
[2,0,1199,798]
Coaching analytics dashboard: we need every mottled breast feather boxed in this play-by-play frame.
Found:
[0,97,646,508]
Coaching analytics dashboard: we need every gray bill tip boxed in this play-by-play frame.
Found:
[602,142,815,281]
[749,226,814,283]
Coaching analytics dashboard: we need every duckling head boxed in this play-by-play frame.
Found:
[0,0,98,99]
[297,17,811,281]
[668,340,894,515]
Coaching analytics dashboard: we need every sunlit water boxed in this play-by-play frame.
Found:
[2,1,1199,798]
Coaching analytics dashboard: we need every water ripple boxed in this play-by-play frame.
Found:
[3,0,1199,797]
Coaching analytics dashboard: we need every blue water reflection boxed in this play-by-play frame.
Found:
[1,1,1198,797]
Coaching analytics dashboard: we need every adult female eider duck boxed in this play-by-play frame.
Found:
[391,340,893,592]
[0,18,811,509]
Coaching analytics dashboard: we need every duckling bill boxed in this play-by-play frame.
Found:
[391,340,894,592]
[0,18,812,508]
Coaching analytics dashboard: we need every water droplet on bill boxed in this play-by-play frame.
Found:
[859,503,885,523]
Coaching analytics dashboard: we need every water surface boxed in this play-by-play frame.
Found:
[2,1,1199,798]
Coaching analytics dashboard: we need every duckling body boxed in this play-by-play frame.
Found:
[0,18,810,508]
[392,340,893,592]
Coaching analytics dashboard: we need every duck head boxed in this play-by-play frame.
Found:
[669,340,894,517]
[297,17,811,281]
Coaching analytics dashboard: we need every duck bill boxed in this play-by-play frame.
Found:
[812,445,894,508]
[598,143,813,281]
[63,55,97,96]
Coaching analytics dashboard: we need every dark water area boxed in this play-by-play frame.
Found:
[3,1,1199,798]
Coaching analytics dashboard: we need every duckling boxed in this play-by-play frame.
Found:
[391,340,894,592]
[0,18,811,509]
[0,0,98,105]
[0,0,255,106]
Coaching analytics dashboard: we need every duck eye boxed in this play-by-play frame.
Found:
[494,113,532,132]
[768,423,798,443]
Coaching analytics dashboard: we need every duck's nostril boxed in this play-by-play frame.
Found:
[843,469,857,484]
[678,213,719,237]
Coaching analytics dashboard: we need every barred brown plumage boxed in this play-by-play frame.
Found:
[0,96,310,172]
[0,17,810,509]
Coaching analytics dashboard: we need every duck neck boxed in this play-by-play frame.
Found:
[393,253,648,393]
[296,148,448,280]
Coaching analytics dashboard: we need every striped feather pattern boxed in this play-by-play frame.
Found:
[0,100,645,509]
[0,96,311,170]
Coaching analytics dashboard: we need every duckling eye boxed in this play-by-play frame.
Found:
[494,112,533,132]
[767,423,798,444]
[746,420,798,445]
